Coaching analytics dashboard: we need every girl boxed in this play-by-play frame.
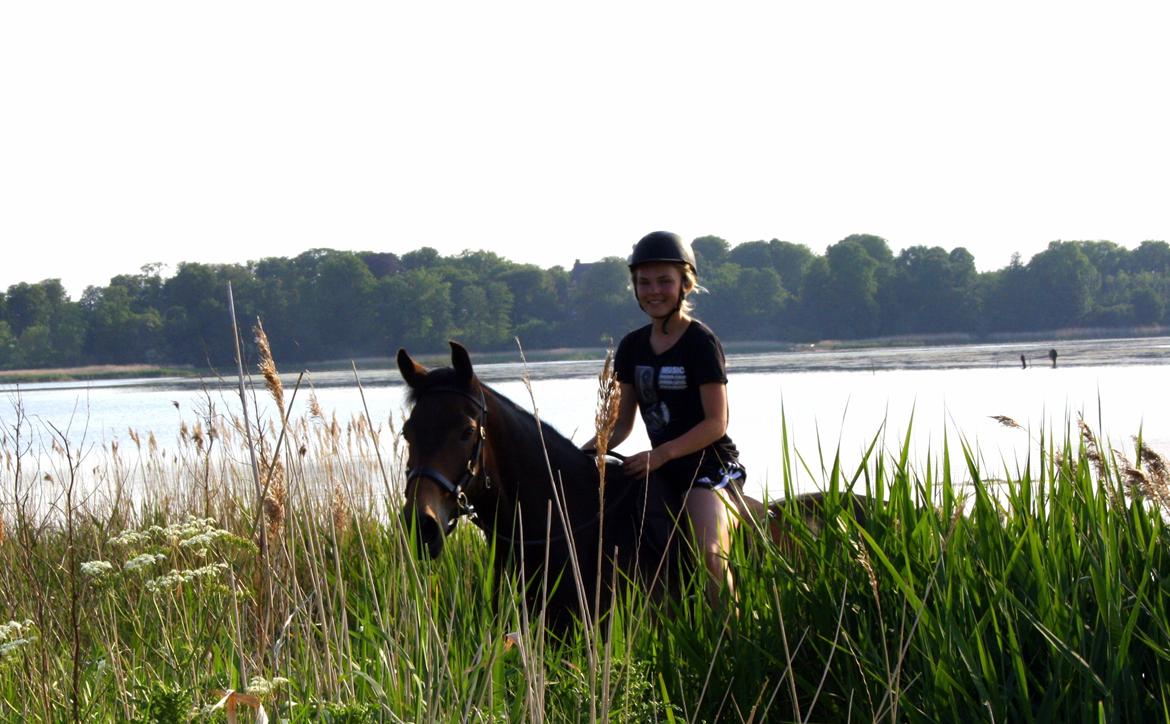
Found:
[584,231,745,602]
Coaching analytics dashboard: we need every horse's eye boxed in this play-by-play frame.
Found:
[461,424,475,442]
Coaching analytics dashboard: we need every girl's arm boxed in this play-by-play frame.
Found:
[623,382,727,478]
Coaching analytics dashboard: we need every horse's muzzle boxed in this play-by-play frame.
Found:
[403,506,448,560]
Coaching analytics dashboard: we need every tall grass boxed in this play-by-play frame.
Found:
[2,362,1169,720]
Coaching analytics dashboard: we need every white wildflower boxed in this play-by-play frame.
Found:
[0,620,37,667]
[0,620,35,642]
[124,553,167,572]
[246,676,290,698]
[179,528,230,556]
[145,563,229,594]
[81,560,115,578]
[108,529,149,548]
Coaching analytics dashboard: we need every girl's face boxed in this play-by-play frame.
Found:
[633,262,686,319]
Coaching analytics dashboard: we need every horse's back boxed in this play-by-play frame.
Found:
[734,490,870,552]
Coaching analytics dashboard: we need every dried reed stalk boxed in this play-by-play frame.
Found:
[592,351,622,474]
[1121,438,1170,514]
[989,415,1023,430]
[591,349,621,646]
[261,451,287,540]
[254,319,285,420]
[1077,416,1110,482]
[330,481,350,537]
[254,319,288,540]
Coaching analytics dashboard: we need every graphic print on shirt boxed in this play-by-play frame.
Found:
[634,365,671,436]
[658,366,687,390]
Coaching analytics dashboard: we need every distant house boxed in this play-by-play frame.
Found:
[568,259,598,290]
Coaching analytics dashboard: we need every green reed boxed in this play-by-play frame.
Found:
[2,389,1169,721]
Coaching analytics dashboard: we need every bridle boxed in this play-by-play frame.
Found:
[405,385,490,529]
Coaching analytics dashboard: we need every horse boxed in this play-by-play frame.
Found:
[396,342,866,626]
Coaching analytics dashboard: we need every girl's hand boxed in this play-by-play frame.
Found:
[622,449,664,478]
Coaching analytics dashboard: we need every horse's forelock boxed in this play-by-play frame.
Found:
[404,367,477,407]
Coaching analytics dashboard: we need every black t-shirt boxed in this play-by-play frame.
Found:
[614,319,741,484]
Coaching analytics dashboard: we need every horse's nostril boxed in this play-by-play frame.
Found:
[405,511,445,560]
[419,516,443,559]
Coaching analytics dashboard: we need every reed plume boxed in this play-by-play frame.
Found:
[592,350,621,473]
[261,452,286,541]
[254,319,285,420]
[1077,416,1109,482]
[1122,438,1170,514]
[330,481,350,537]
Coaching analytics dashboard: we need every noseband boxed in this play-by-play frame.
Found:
[405,385,489,527]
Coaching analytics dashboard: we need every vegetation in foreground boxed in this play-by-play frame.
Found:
[2,356,1170,722]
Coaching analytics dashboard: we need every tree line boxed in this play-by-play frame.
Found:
[2,235,1168,370]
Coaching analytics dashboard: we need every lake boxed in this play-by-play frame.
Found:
[3,335,1168,502]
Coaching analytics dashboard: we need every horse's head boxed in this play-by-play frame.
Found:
[397,341,489,560]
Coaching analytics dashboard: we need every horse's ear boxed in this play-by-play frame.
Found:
[449,341,473,386]
[397,348,427,388]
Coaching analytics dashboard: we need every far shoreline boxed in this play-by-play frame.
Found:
[1,324,1165,383]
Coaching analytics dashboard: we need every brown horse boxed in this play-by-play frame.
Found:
[398,342,675,626]
[397,342,864,625]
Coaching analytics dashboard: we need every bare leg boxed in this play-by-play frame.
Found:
[684,487,737,605]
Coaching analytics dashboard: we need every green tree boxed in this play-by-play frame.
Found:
[501,266,564,347]
[1130,282,1166,325]
[802,238,884,338]
[377,268,453,351]
[568,258,640,346]
[1130,240,1170,274]
[1027,242,1100,329]
[887,246,978,334]
[304,250,377,356]
[722,267,788,339]
[0,320,16,368]
[981,253,1033,332]
[728,241,773,270]
[401,247,442,270]
[769,240,814,300]
[692,236,730,269]
[162,263,257,366]
[452,281,513,349]
[82,285,163,363]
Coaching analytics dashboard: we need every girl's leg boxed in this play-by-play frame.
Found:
[684,486,736,604]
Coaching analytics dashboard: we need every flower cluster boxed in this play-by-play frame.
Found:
[124,553,168,573]
[246,676,291,698]
[81,560,115,578]
[145,563,229,594]
[0,620,37,669]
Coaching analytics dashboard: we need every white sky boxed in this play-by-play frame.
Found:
[2,1,1168,299]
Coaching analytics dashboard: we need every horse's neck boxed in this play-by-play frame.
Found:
[481,391,599,525]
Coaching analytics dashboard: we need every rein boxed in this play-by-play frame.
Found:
[405,384,489,526]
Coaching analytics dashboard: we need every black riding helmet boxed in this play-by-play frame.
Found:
[628,231,696,332]
[628,231,697,274]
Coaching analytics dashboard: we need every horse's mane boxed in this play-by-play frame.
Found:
[406,367,593,472]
